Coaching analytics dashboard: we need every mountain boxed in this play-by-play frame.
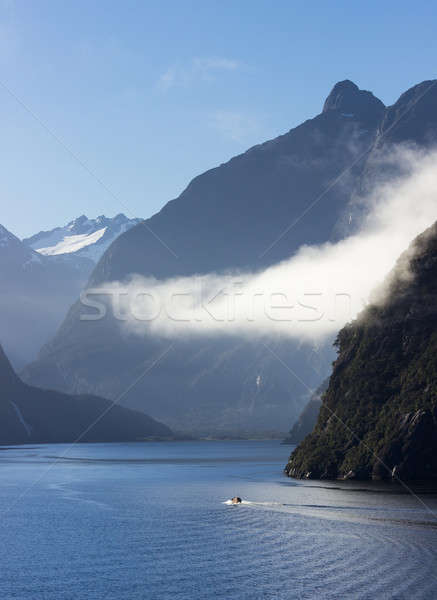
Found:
[376,80,437,147]
[22,79,437,435]
[286,221,437,481]
[89,80,384,283]
[283,380,328,445]
[0,223,94,368]
[0,215,141,369]
[24,213,142,263]
[0,342,171,443]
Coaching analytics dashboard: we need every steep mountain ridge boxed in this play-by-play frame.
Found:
[286,221,437,480]
[1,215,141,368]
[91,82,384,283]
[376,80,437,146]
[0,223,94,368]
[0,343,171,443]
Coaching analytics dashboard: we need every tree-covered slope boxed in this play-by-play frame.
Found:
[286,221,437,481]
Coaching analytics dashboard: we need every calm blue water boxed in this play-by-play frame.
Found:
[0,441,436,600]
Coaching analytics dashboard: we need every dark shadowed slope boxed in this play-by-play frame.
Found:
[0,344,172,443]
[286,221,437,481]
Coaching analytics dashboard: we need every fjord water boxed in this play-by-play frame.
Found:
[1,441,436,599]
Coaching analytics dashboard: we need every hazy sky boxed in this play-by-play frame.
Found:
[0,0,436,238]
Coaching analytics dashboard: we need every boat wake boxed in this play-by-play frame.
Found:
[223,499,282,506]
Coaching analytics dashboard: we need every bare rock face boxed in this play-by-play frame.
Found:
[323,80,384,122]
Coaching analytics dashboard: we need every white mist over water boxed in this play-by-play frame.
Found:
[87,148,437,343]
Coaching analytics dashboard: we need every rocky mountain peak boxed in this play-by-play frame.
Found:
[377,79,437,146]
[323,79,385,121]
[323,80,358,108]
[0,223,38,265]
[0,223,20,247]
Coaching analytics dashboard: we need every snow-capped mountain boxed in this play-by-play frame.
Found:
[1,215,141,369]
[24,213,142,263]
[0,222,95,368]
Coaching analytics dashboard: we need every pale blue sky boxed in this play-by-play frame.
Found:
[0,0,436,237]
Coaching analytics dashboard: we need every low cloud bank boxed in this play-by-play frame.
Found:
[82,147,437,342]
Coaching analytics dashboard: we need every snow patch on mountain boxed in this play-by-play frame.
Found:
[36,227,107,256]
[24,213,142,264]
